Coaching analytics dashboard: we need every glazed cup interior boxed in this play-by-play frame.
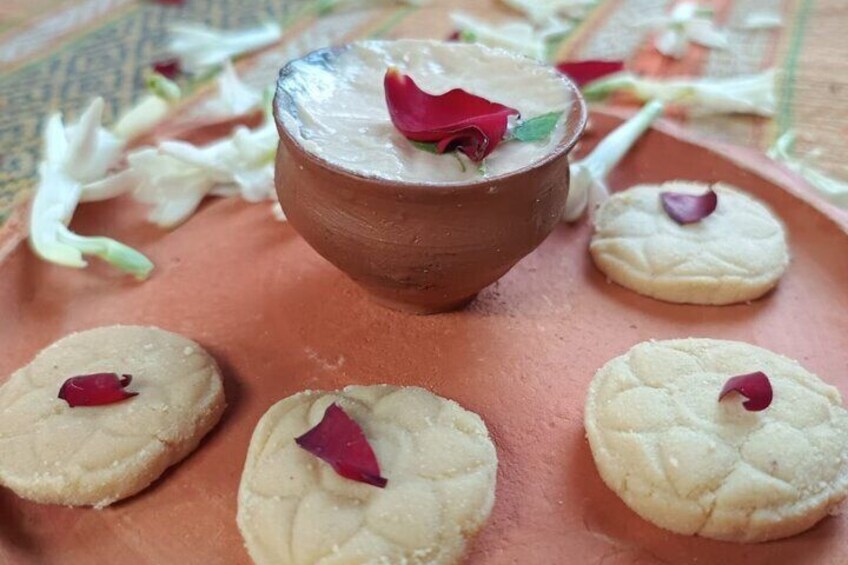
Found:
[274,41,587,314]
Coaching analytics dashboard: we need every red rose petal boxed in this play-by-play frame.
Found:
[555,60,625,87]
[660,188,718,224]
[446,31,461,41]
[295,403,387,488]
[719,371,773,412]
[58,373,138,407]
[384,68,519,162]
[152,58,181,79]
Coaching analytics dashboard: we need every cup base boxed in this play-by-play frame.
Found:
[365,290,478,315]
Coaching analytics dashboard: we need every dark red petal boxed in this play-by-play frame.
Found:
[555,60,625,87]
[384,68,519,162]
[446,31,461,41]
[719,372,773,412]
[661,188,718,224]
[58,373,138,408]
[295,403,387,488]
[152,58,181,79]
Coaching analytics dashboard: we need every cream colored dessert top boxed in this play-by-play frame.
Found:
[278,39,574,184]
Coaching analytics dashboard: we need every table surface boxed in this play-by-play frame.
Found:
[1,0,847,224]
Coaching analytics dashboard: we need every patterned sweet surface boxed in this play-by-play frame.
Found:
[585,338,848,542]
[0,325,225,507]
[590,181,790,304]
[237,385,497,565]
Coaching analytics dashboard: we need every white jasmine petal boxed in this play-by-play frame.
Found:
[167,21,282,74]
[584,70,776,117]
[565,100,665,222]
[450,12,546,60]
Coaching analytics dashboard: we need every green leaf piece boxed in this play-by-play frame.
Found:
[510,111,563,142]
[410,140,440,153]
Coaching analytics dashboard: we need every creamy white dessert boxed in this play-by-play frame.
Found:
[277,39,575,184]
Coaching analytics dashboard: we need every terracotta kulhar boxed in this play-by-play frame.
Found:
[273,45,587,313]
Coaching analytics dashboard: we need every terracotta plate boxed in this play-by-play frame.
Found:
[2,112,847,564]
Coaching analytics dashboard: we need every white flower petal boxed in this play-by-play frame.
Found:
[655,28,688,59]
[687,20,728,49]
[211,61,263,117]
[563,101,664,222]
[167,22,282,74]
[450,12,547,60]
[80,170,138,202]
[738,13,782,30]
[63,98,125,183]
[588,70,777,117]
[233,165,275,202]
[112,95,172,140]
[271,201,287,222]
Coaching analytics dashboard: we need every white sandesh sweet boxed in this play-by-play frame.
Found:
[564,100,665,222]
[583,69,776,117]
[167,21,282,75]
[649,1,727,59]
[29,99,154,278]
[769,132,848,207]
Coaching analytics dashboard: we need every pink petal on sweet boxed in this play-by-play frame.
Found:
[719,371,773,412]
[661,188,718,224]
[58,373,138,407]
[295,403,387,488]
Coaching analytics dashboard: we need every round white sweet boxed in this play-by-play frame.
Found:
[0,325,226,508]
[237,385,497,564]
[584,338,848,542]
[590,181,790,305]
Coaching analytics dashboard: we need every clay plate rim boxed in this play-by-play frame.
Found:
[273,40,588,193]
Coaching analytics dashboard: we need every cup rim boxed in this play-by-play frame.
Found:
[274,40,587,192]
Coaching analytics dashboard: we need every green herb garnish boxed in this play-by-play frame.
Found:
[410,140,440,153]
[509,111,563,142]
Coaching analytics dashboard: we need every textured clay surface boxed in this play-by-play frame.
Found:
[0,326,225,508]
[274,44,585,314]
[1,113,848,563]
[590,181,790,305]
[585,338,848,543]
[238,385,496,564]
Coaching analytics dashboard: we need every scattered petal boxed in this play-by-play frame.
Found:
[650,1,727,59]
[58,373,138,407]
[583,70,777,117]
[384,68,518,162]
[295,403,387,488]
[208,61,263,117]
[450,12,547,60]
[719,372,773,412]
[555,60,625,87]
[500,0,597,23]
[29,100,153,279]
[565,101,665,222]
[661,188,718,224]
[738,13,782,30]
[167,21,282,74]
[152,58,182,79]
